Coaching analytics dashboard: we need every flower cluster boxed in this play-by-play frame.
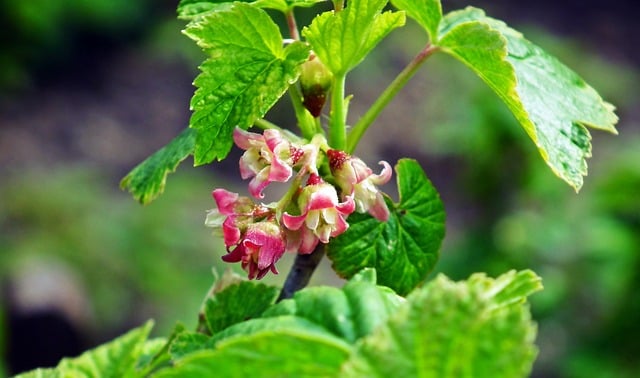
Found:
[206,128,392,279]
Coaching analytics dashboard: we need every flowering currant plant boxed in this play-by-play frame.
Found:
[21,0,618,377]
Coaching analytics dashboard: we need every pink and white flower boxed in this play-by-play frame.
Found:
[234,128,301,199]
[327,149,392,221]
[282,174,355,253]
[220,221,287,280]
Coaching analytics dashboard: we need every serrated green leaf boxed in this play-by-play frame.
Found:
[342,270,543,378]
[156,329,351,378]
[302,0,405,75]
[263,269,404,343]
[391,0,442,43]
[55,320,153,377]
[327,159,445,296]
[177,0,324,20]
[120,128,195,205]
[435,7,618,190]
[202,279,280,334]
[184,3,310,165]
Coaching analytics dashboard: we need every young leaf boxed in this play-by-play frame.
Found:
[302,0,405,76]
[202,279,280,334]
[342,270,543,378]
[434,7,618,190]
[156,329,351,377]
[184,3,310,165]
[120,128,195,205]
[264,269,404,343]
[327,159,445,296]
[14,369,58,378]
[390,0,442,43]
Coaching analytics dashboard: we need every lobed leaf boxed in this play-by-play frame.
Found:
[327,159,445,295]
[178,0,324,19]
[184,3,310,165]
[341,270,543,377]
[302,0,405,76]
[433,7,618,190]
[156,330,351,378]
[120,128,195,205]
[263,268,404,343]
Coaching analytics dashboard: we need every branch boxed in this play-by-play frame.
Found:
[277,245,326,301]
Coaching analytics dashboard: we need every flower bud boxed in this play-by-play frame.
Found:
[299,55,333,117]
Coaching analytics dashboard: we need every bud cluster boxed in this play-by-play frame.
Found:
[206,127,392,279]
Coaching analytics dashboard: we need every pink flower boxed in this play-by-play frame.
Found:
[327,149,392,221]
[206,188,288,279]
[282,174,355,253]
[234,128,300,199]
[221,221,287,280]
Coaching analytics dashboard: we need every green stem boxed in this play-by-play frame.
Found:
[254,118,281,131]
[332,0,344,11]
[346,43,439,153]
[329,73,347,150]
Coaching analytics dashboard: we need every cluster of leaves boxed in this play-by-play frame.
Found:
[16,269,542,377]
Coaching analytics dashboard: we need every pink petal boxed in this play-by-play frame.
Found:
[368,192,390,221]
[233,128,263,150]
[212,189,239,215]
[248,168,271,199]
[298,227,320,254]
[336,195,356,215]
[370,161,392,185]
[330,212,350,237]
[282,212,308,231]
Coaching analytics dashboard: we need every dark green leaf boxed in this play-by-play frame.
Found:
[302,0,405,75]
[327,159,445,295]
[120,128,195,205]
[435,7,618,190]
[202,279,280,334]
[184,3,310,164]
[342,270,543,377]
[391,0,442,43]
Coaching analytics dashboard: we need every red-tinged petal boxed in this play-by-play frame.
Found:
[248,168,271,199]
[298,227,320,254]
[370,161,392,185]
[330,211,350,237]
[212,189,239,215]
[221,244,245,263]
[368,192,390,221]
[268,159,293,183]
[336,195,356,215]
[233,128,263,150]
[282,212,308,231]
[222,217,241,247]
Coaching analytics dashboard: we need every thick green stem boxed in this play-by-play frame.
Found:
[346,44,439,153]
[329,73,347,150]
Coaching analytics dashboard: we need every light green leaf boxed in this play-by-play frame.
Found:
[54,321,153,377]
[327,159,445,296]
[120,128,195,205]
[390,0,442,43]
[156,329,351,378]
[202,279,280,334]
[302,0,405,75]
[177,0,324,20]
[435,7,618,190]
[264,269,404,343]
[342,270,543,378]
[184,3,310,165]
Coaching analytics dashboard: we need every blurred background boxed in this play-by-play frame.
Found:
[0,0,637,376]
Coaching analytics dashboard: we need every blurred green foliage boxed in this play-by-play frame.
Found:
[0,0,155,90]
[0,167,224,335]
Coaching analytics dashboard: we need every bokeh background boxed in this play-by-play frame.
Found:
[1,0,638,376]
